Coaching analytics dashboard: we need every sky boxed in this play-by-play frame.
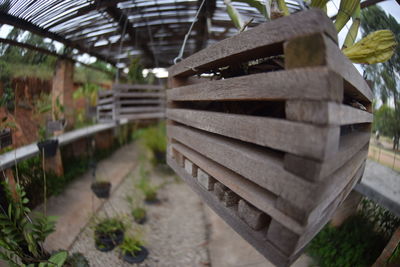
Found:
[0,0,399,78]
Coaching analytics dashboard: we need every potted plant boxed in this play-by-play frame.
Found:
[0,116,15,149]
[137,122,167,165]
[0,178,67,266]
[119,235,148,264]
[47,95,66,136]
[64,252,90,267]
[34,93,59,158]
[126,195,147,224]
[91,178,112,199]
[93,217,125,252]
[136,165,160,204]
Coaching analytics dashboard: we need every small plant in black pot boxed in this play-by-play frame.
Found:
[91,178,112,199]
[126,195,147,224]
[93,217,125,252]
[136,122,167,166]
[0,116,15,149]
[64,252,90,267]
[37,126,59,158]
[136,165,160,204]
[119,235,148,264]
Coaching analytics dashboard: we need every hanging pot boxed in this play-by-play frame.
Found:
[37,139,59,158]
[0,128,12,149]
[91,181,111,199]
[122,246,149,264]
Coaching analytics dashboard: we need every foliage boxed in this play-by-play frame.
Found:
[94,217,125,235]
[359,198,400,240]
[127,57,145,84]
[136,165,159,202]
[119,235,144,256]
[0,179,57,266]
[135,122,167,164]
[74,60,115,84]
[388,243,400,264]
[131,207,146,221]
[372,104,400,144]
[362,5,400,149]
[73,83,101,107]
[64,252,90,267]
[307,214,387,267]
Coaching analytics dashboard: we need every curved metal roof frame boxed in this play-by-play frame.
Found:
[0,0,384,69]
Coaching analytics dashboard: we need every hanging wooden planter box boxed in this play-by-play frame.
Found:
[96,84,165,122]
[0,128,13,149]
[166,9,373,267]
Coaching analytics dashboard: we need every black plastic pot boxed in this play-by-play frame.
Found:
[91,181,111,199]
[134,216,147,225]
[94,229,124,252]
[154,150,166,165]
[37,139,59,158]
[0,128,12,149]
[145,198,160,205]
[122,246,149,264]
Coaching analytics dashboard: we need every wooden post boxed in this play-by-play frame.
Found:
[373,227,400,267]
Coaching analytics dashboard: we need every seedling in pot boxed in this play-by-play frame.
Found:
[34,93,59,158]
[0,116,15,149]
[91,177,112,199]
[126,195,147,224]
[119,235,148,264]
[92,216,126,252]
[135,165,160,204]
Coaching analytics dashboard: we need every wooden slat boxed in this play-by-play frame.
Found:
[284,33,373,104]
[277,145,368,223]
[167,125,313,204]
[171,141,304,234]
[119,106,164,114]
[97,104,114,110]
[168,9,337,78]
[285,101,373,125]
[98,98,113,105]
[118,112,165,121]
[167,67,343,102]
[116,92,164,98]
[120,99,163,105]
[98,90,114,96]
[167,156,298,267]
[113,83,164,91]
[284,131,370,181]
[167,109,340,160]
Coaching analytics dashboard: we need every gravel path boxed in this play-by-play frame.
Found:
[70,166,210,267]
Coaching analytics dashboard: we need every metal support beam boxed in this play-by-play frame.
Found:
[0,12,117,66]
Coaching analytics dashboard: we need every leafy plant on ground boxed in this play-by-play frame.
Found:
[134,122,167,165]
[63,252,89,267]
[119,235,144,256]
[359,198,400,240]
[307,214,387,267]
[126,194,146,222]
[93,217,125,235]
[0,178,59,266]
[135,165,159,202]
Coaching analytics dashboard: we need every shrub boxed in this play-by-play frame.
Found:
[307,214,387,267]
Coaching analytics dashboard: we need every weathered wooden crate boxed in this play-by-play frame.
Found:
[166,9,373,267]
[97,84,165,122]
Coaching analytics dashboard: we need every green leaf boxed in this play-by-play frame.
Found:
[233,0,268,19]
[48,251,68,267]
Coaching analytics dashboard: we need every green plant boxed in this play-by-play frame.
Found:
[360,198,400,240]
[53,95,65,121]
[119,235,144,256]
[0,116,16,131]
[135,165,159,202]
[135,122,167,165]
[307,214,387,267]
[131,207,146,221]
[0,178,59,266]
[94,217,125,235]
[64,252,89,267]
